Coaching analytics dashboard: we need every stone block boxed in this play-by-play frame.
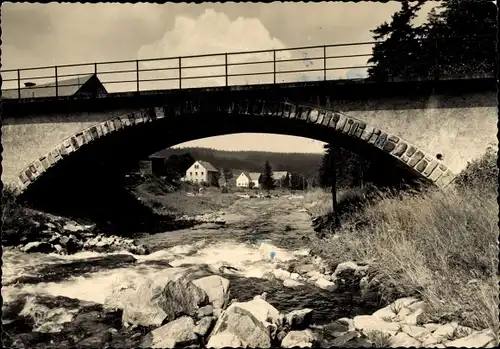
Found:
[40,156,51,170]
[360,125,374,141]
[289,104,298,119]
[435,170,455,188]
[428,166,445,182]
[374,132,388,149]
[393,142,408,157]
[90,126,99,139]
[112,117,123,130]
[300,107,311,121]
[316,111,325,125]
[408,151,424,167]
[368,129,381,144]
[335,113,347,131]
[308,109,319,123]
[71,136,80,150]
[383,140,397,153]
[154,106,165,119]
[354,122,366,138]
[423,159,439,177]
[415,159,429,173]
[327,112,337,128]
[343,119,354,133]
[405,145,417,157]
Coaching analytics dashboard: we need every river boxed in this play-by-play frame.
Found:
[2,193,379,347]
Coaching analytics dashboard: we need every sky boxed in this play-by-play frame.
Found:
[2,2,439,154]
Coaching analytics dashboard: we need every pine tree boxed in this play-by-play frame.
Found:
[367,0,426,81]
[261,161,275,191]
[368,0,496,80]
[282,173,290,189]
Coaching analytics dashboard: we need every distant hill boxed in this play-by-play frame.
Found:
[150,147,323,179]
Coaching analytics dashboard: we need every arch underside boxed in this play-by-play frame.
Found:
[13,100,456,200]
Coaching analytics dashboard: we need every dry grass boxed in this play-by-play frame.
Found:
[304,150,499,333]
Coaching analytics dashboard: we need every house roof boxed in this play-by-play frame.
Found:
[247,172,261,181]
[273,171,289,179]
[198,161,218,172]
[2,74,106,99]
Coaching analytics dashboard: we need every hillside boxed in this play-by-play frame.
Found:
[150,147,323,179]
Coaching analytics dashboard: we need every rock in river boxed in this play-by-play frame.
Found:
[140,316,198,348]
[208,297,281,348]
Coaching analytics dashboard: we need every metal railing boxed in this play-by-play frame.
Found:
[0,36,494,99]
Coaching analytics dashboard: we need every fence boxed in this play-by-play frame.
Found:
[0,36,494,99]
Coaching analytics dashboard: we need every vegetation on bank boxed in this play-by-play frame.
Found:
[305,148,498,333]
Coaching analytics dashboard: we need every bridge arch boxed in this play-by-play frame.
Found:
[12,99,455,198]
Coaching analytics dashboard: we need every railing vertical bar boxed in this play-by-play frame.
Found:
[178,57,182,89]
[273,50,276,84]
[55,66,58,97]
[17,69,21,99]
[225,53,228,87]
[136,60,140,92]
[94,63,98,75]
[323,45,327,81]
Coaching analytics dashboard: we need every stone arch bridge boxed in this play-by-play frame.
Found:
[2,77,496,220]
[9,99,454,196]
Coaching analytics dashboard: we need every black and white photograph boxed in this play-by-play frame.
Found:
[1,1,498,348]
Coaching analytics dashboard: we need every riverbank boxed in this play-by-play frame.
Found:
[302,149,499,344]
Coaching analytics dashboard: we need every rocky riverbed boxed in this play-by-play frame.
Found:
[3,193,497,348]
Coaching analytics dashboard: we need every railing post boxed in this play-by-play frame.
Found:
[225,53,228,87]
[17,69,21,99]
[178,57,182,89]
[55,66,58,97]
[136,60,140,92]
[94,63,98,75]
[273,50,276,84]
[323,45,327,81]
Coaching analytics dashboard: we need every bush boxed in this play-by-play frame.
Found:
[453,146,497,192]
[1,186,39,245]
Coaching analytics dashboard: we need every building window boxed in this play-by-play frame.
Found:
[194,164,199,169]
[190,172,192,176]
[195,172,198,176]
[201,172,204,176]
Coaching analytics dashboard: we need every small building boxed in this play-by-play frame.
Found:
[236,172,261,189]
[184,160,220,186]
[2,74,108,99]
[273,171,289,186]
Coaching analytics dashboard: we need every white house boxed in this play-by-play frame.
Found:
[184,160,219,185]
[236,172,261,189]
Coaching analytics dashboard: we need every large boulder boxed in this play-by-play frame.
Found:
[192,275,230,309]
[193,316,216,338]
[140,316,198,348]
[207,331,242,348]
[158,277,209,322]
[208,297,281,348]
[105,271,203,327]
[284,309,313,330]
[281,329,316,348]
[21,241,55,254]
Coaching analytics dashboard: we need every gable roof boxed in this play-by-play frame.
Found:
[2,74,107,99]
[197,161,218,172]
[273,171,289,179]
[248,172,261,181]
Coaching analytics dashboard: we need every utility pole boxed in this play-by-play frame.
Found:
[329,142,340,230]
